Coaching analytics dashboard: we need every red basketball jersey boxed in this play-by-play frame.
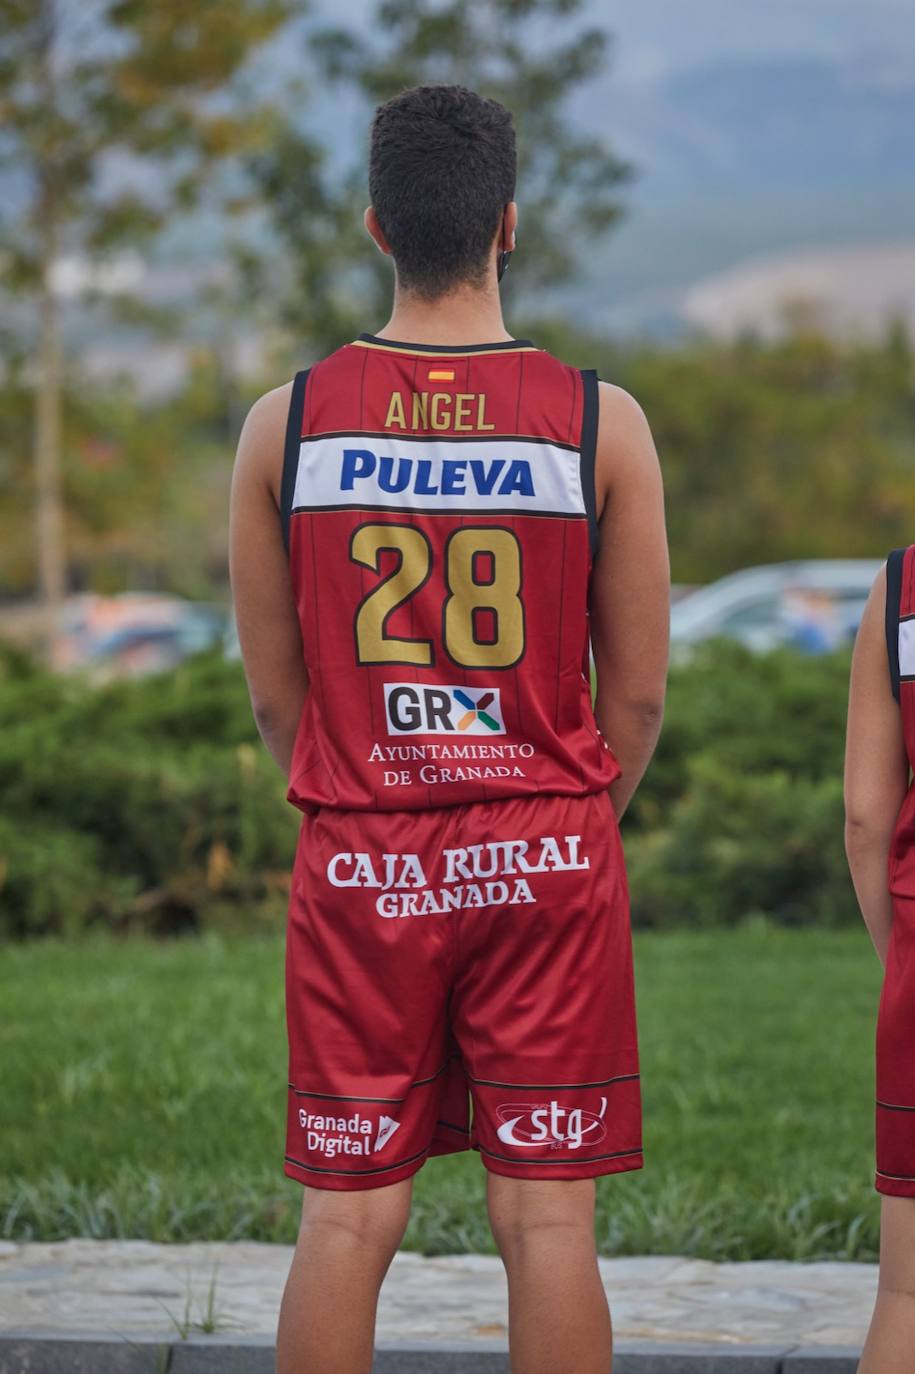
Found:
[280,332,620,812]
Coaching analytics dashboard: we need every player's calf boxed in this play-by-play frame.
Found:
[276,1180,413,1374]
[487,1177,612,1374]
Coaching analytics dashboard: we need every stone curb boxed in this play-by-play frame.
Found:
[0,1334,862,1373]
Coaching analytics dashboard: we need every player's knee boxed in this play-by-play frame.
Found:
[486,1176,596,1260]
[297,1181,411,1258]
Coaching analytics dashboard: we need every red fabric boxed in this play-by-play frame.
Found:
[284,789,642,1190]
[284,339,620,814]
[877,897,915,1195]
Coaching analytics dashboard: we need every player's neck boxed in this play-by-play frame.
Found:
[375,281,513,347]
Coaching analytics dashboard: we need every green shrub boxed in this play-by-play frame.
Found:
[627,638,850,828]
[0,636,857,937]
[0,645,298,938]
[627,758,851,927]
[624,640,854,927]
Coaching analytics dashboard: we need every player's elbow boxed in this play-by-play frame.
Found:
[252,695,295,741]
[598,689,665,736]
[629,695,665,732]
[844,807,893,862]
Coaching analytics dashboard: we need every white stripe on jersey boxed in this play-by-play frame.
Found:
[292,435,586,518]
[899,619,915,678]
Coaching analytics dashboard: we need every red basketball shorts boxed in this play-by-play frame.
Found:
[875,892,915,1195]
[283,788,642,1190]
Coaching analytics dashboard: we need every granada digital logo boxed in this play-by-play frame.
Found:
[384,683,506,736]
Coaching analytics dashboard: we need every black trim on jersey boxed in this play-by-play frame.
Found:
[292,502,589,523]
[877,1099,915,1112]
[297,428,578,451]
[579,368,600,561]
[281,369,310,555]
[356,332,536,354]
[886,546,906,702]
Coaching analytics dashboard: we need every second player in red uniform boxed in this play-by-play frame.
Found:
[846,546,915,1374]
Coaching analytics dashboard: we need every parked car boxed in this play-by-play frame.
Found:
[670,560,883,655]
[56,593,227,678]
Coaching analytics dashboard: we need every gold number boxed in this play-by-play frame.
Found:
[350,524,433,666]
[444,527,524,669]
[351,523,525,669]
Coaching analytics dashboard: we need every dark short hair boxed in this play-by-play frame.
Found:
[369,84,517,299]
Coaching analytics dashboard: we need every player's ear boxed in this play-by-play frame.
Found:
[364,206,392,256]
[501,201,518,252]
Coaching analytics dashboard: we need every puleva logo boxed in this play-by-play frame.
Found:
[384,683,505,736]
[495,1099,608,1151]
[374,1115,401,1152]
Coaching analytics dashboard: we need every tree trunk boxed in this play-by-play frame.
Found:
[33,209,66,666]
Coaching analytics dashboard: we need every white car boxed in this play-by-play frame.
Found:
[670,559,884,655]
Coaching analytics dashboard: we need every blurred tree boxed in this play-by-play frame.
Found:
[0,0,294,657]
[607,320,915,582]
[247,0,632,353]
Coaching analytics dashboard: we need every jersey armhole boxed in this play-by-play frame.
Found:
[579,368,600,561]
[280,368,311,556]
[886,546,906,703]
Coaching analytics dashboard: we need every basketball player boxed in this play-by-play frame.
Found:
[846,548,915,1373]
[230,85,669,1374]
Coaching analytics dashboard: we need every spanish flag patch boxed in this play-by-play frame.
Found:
[427,368,456,382]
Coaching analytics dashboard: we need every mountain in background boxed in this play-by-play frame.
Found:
[567,0,915,333]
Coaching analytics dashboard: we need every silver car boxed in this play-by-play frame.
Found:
[670,559,884,655]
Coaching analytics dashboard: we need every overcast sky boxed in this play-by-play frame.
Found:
[599,0,915,68]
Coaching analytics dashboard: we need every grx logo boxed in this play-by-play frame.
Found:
[453,689,500,732]
[384,683,506,736]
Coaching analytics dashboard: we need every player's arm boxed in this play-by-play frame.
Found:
[589,382,669,820]
[844,565,909,966]
[229,382,308,778]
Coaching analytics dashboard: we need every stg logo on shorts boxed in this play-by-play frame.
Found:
[384,682,505,735]
[496,1098,608,1151]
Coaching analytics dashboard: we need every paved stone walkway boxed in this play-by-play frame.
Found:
[0,1241,876,1348]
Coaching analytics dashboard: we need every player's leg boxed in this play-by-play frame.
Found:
[865,893,915,1370]
[276,1177,412,1374]
[859,1197,915,1374]
[449,789,640,1373]
[279,805,466,1371]
[487,1174,611,1374]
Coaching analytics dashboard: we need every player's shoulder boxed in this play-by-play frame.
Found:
[243,378,295,437]
[593,380,656,476]
[234,382,288,469]
[595,380,650,436]
[232,380,297,507]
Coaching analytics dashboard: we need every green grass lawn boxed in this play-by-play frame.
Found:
[0,927,884,1260]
